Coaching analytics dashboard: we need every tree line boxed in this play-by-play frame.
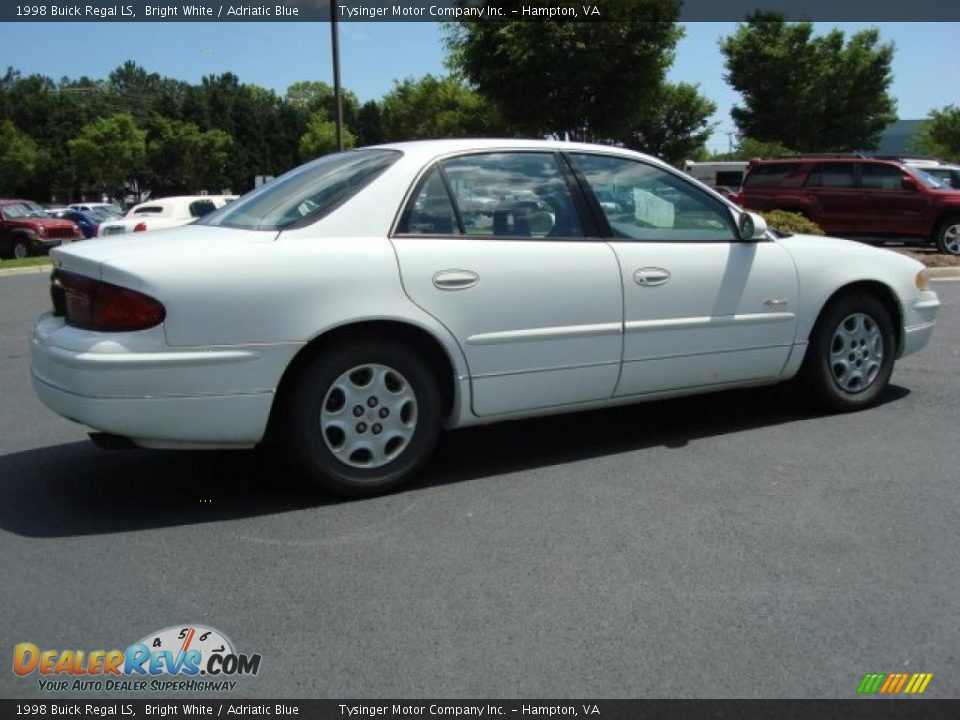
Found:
[1,8,957,202]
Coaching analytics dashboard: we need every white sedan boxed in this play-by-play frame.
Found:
[97,195,236,237]
[32,139,940,496]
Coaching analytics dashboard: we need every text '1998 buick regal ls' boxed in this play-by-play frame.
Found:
[31,140,940,496]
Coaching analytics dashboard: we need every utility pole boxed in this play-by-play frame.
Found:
[331,2,344,151]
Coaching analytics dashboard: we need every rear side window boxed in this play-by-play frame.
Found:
[806,163,855,188]
[743,164,801,187]
[440,152,584,239]
[199,149,401,231]
[189,200,217,218]
[134,206,164,215]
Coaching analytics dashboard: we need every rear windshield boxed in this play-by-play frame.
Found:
[198,149,402,231]
[743,163,801,187]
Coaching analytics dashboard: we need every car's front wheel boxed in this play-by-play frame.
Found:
[801,293,896,412]
[935,215,960,255]
[282,339,442,497]
[12,237,31,260]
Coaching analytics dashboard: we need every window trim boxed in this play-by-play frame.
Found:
[390,148,602,243]
[563,151,744,244]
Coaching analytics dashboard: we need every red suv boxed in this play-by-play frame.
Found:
[736,156,960,254]
[0,199,82,260]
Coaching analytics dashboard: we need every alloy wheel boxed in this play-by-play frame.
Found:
[319,363,418,470]
[829,312,884,393]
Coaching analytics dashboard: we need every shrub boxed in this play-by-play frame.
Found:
[760,209,824,236]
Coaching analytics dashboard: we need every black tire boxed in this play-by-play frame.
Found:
[281,338,442,498]
[12,237,31,260]
[935,214,960,255]
[800,293,896,412]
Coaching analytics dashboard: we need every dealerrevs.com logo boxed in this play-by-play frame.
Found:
[13,625,262,692]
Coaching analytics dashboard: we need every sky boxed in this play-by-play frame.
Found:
[0,21,957,151]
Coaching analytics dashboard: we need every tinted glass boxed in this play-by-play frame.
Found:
[807,163,855,188]
[569,153,736,242]
[861,163,906,190]
[743,163,801,187]
[134,206,163,215]
[399,167,460,235]
[199,149,401,231]
[189,200,217,218]
[440,152,583,239]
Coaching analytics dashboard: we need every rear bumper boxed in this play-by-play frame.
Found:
[31,314,301,448]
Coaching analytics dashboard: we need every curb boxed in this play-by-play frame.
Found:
[927,266,960,280]
[0,264,52,277]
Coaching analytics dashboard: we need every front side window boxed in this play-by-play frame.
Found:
[199,149,401,231]
[133,206,164,215]
[440,152,583,239]
[860,163,906,190]
[568,153,736,242]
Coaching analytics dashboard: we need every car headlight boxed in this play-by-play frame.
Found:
[916,269,930,291]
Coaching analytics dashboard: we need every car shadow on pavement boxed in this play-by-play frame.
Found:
[0,383,909,538]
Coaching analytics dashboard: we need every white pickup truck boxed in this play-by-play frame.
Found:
[97,195,237,237]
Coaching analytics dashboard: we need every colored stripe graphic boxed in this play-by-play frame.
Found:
[857,672,932,694]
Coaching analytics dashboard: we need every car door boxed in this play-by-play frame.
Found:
[859,162,931,235]
[566,152,799,397]
[390,151,623,417]
[803,162,865,235]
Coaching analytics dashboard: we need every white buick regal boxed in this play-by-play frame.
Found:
[32,140,940,496]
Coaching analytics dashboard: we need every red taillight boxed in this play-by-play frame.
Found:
[133,222,148,232]
[55,271,165,332]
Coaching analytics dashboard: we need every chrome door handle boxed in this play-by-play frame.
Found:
[433,269,479,290]
[633,267,671,287]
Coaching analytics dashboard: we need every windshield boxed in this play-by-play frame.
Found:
[3,202,48,219]
[198,149,402,231]
[911,169,945,189]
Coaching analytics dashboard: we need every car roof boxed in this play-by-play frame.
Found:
[370,138,671,168]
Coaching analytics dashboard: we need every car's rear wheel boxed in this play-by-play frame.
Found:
[282,338,442,497]
[801,293,896,412]
[935,215,960,255]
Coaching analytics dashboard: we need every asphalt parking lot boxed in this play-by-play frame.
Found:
[1,272,957,699]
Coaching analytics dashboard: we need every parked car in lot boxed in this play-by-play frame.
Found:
[51,209,103,239]
[32,140,939,497]
[69,202,123,217]
[97,195,236,237]
[736,155,960,254]
[0,200,83,259]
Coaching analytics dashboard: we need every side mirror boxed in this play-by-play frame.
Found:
[902,176,920,192]
[737,211,768,241]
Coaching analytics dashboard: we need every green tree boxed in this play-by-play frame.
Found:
[380,75,503,141]
[622,83,716,165]
[299,113,355,159]
[911,105,960,161]
[285,80,361,129]
[710,137,796,161]
[445,2,683,139]
[145,116,233,194]
[355,100,384,146]
[720,13,896,152]
[0,120,40,195]
[68,113,146,198]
